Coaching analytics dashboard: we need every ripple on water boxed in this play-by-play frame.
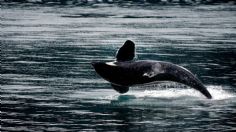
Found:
[1,3,236,132]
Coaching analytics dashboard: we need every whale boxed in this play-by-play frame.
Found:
[92,40,212,99]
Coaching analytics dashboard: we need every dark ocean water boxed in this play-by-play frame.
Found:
[1,2,236,131]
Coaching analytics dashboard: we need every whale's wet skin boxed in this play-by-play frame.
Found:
[1,2,236,132]
[92,41,213,99]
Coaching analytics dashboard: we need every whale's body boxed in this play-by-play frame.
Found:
[92,40,212,99]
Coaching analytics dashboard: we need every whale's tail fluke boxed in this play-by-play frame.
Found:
[159,62,212,99]
[194,83,212,99]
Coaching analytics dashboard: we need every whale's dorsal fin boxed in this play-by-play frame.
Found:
[116,40,135,62]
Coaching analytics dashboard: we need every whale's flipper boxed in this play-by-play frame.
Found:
[116,40,135,61]
[111,84,129,94]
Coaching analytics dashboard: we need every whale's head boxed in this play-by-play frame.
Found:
[91,61,106,75]
[91,61,114,81]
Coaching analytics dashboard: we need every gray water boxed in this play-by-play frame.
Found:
[1,2,236,132]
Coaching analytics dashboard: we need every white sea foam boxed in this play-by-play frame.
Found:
[125,85,235,100]
[70,85,235,104]
[206,85,235,100]
[106,85,236,107]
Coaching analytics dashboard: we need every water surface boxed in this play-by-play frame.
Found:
[1,3,236,131]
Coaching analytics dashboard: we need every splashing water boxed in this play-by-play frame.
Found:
[107,85,236,108]
[131,85,235,100]
[74,84,236,105]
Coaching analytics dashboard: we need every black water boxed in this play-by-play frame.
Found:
[1,2,236,132]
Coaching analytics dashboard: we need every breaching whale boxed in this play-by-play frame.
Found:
[92,40,212,99]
